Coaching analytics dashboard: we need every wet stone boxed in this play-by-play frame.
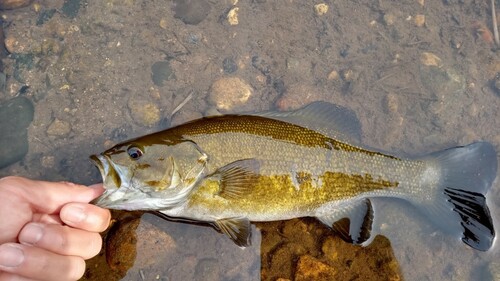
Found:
[0,97,34,169]
[222,57,238,74]
[61,0,81,19]
[491,73,500,97]
[194,258,220,281]
[419,65,464,95]
[172,0,211,25]
[295,255,335,281]
[47,119,71,136]
[36,8,56,26]
[208,77,253,112]
[151,61,175,87]
[127,96,161,127]
[0,0,32,10]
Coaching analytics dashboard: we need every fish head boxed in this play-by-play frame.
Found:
[91,136,208,210]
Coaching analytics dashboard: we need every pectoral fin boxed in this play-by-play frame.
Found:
[210,159,260,199]
[317,199,374,244]
[213,217,252,247]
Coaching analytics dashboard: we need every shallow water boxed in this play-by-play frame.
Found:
[1,0,499,280]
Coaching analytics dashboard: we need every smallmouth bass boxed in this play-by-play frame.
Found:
[91,102,497,251]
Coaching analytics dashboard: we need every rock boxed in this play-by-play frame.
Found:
[61,0,81,19]
[47,119,71,136]
[275,83,320,111]
[151,61,175,87]
[41,155,55,168]
[383,13,396,26]
[127,96,161,127]
[105,215,141,272]
[419,65,464,95]
[194,258,220,281]
[0,97,33,169]
[314,4,328,16]
[208,77,253,112]
[223,57,238,74]
[172,0,211,25]
[414,14,425,27]
[420,52,442,67]
[227,7,239,25]
[134,219,177,267]
[295,255,335,281]
[0,0,32,10]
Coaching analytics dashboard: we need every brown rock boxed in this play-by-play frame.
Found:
[127,96,161,127]
[208,77,253,112]
[46,119,71,136]
[0,0,32,10]
[295,255,335,281]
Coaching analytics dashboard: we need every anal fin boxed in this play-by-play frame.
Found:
[317,199,374,244]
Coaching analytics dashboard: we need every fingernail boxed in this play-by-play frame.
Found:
[63,205,87,224]
[0,244,24,267]
[20,223,44,245]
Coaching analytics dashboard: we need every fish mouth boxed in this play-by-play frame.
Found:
[89,154,127,208]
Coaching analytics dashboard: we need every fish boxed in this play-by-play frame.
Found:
[91,101,498,251]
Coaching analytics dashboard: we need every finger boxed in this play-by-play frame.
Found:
[0,243,85,281]
[32,214,62,225]
[18,223,102,260]
[0,271,38,281]
[0,176,104,214]
[60,203,111,232]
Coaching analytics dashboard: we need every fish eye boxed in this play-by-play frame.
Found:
[127,146,143,160]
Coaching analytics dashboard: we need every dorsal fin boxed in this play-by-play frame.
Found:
[253,101,362,144]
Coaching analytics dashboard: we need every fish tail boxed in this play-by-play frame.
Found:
[417,142,497,251]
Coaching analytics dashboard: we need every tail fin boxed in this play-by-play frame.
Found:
[421,142,497,251]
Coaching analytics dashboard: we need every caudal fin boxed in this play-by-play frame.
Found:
[423,142,497,251]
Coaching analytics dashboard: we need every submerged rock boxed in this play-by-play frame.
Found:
[0,97,34,169]
[0,0,32,10]
[208,77,253,112]
[172,0,211,25]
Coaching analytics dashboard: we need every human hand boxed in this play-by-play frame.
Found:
[0,176,111,281]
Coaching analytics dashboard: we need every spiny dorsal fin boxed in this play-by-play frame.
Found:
[210,159,260,199]
[318,199,374,244]
[253,101,362,144]
[213,217,252,247]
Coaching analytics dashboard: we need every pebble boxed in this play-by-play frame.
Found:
[419,65,464,95]
[294,255,336,281]
[383,13,396,26]
[151,61,175,87]
[172,0,211,25]
[414,14,425,27]
[0,0,32,10]
[420,52,442,67]
[127,96,161,127]
[222,57,238,74]
[275,83,319,111]
[47,119,71,136]
[0,97,34,169]
[492,74,500,96]
[208,77,253,112]
[40,155,55,168]
[227,7,239,25]
[314,4,328,16]
[327,70,339,80]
